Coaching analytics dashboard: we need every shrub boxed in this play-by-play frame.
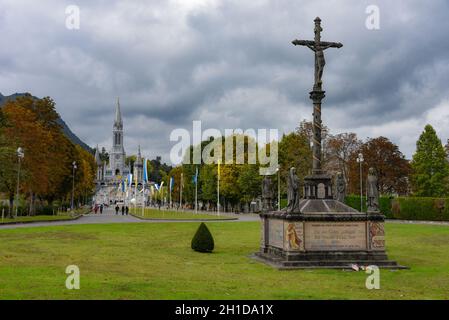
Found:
[37,205,54,216]
[191,223,214,253]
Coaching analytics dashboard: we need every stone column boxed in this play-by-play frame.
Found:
[309,89,326,174]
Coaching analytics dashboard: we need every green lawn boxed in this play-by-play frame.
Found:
[0,214,79,224]
[0,222,448,299]
[130,208,235,220]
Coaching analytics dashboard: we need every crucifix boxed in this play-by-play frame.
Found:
[292,17,343,177]
[292,17,343,91]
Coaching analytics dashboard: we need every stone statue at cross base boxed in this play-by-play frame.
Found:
[335,172,346,203]
[367,167,380,213]
[262,175,273,212]
[286,167,301,213]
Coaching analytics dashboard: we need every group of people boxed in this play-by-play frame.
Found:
[93,203,104,214]
[115,204,129,216]
[92,203,130,215]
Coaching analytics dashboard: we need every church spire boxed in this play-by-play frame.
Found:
[136,145,142,165]
[114,97,122,128]
[95,144,102,166]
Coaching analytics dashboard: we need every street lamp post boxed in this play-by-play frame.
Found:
[14,147,24,218]
[276,167,280,211]
[71,161,77,210]
[356,153,364,212]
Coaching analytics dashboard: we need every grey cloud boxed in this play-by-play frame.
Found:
[1,0,449,161]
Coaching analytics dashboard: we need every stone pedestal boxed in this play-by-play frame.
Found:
[255,199,407,269]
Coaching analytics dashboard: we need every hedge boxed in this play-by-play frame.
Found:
[0,204,59,216]
[344,195,449,221]
[391,197,449,221]
[345,195,393,218]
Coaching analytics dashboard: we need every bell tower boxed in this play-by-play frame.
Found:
[110,97,126,178]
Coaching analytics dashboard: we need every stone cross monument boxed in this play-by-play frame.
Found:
[255,18,406,270]
[292,17,342,173]
[292,17,343,199]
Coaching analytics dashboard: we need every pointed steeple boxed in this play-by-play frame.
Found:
[136,145,142,165]
[114,97,122,128]
[95,145,102,166]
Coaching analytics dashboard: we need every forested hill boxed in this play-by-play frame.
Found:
[0,92,92,153]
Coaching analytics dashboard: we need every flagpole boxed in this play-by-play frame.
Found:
[180,172,183,211]
[195,167,198,214]
[217,160,220,216]
[142,180,145,217]
[169,177,172,209]
[142,158,148,217]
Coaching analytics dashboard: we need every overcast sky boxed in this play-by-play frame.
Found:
[1,0,449,163]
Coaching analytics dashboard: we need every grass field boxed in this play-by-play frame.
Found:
[130,208,235,220]
[0,214,79,224]
[0,221,448,299]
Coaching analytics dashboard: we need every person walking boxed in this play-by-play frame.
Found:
[125,206,129,215]
[121,206,125,216]
[94,204,98,214]
[115,204,119,215]
[100,204,103,214]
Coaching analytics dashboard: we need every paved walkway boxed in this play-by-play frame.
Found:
[386,219,449,226]
[0,207,260,230]
[2,208,448,230]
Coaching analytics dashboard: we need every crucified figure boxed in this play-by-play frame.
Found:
[292,17,343,89]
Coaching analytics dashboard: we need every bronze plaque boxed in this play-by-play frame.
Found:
[304,222,367,251]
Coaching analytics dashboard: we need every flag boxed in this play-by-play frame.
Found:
[217,159,221,179]
[143,158,148,183]
[169,176,174,192]
[128,174,133,186]
[121,180,125,192]
[155,183,160,191]
[192,166,199,184]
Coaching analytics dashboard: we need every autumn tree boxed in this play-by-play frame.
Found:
[0,95,96,215]
[410,125,449,197]
[347,137,411,195]
[0,109,18,215]
[325,132,361,185]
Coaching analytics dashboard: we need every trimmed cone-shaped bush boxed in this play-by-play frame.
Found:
[191,223,214,253]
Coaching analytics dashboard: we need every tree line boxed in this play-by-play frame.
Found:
[0,94,96,216]
[157,121,449,212]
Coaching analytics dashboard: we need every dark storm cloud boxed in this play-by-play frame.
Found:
[1,0,449,162]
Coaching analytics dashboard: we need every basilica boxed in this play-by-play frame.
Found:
[94,98,143,186]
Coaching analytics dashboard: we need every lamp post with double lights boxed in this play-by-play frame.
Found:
[356,153,364,212]
[276,166,280,211]
[71,161,77,210]
[14,147,25,218]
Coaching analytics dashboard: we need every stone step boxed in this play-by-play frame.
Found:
[280,260,405,269]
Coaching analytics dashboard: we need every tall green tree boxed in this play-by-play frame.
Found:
[410,125,449,196]
[278,132,312,197]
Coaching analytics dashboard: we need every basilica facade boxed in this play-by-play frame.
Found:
[95,98,142,185]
